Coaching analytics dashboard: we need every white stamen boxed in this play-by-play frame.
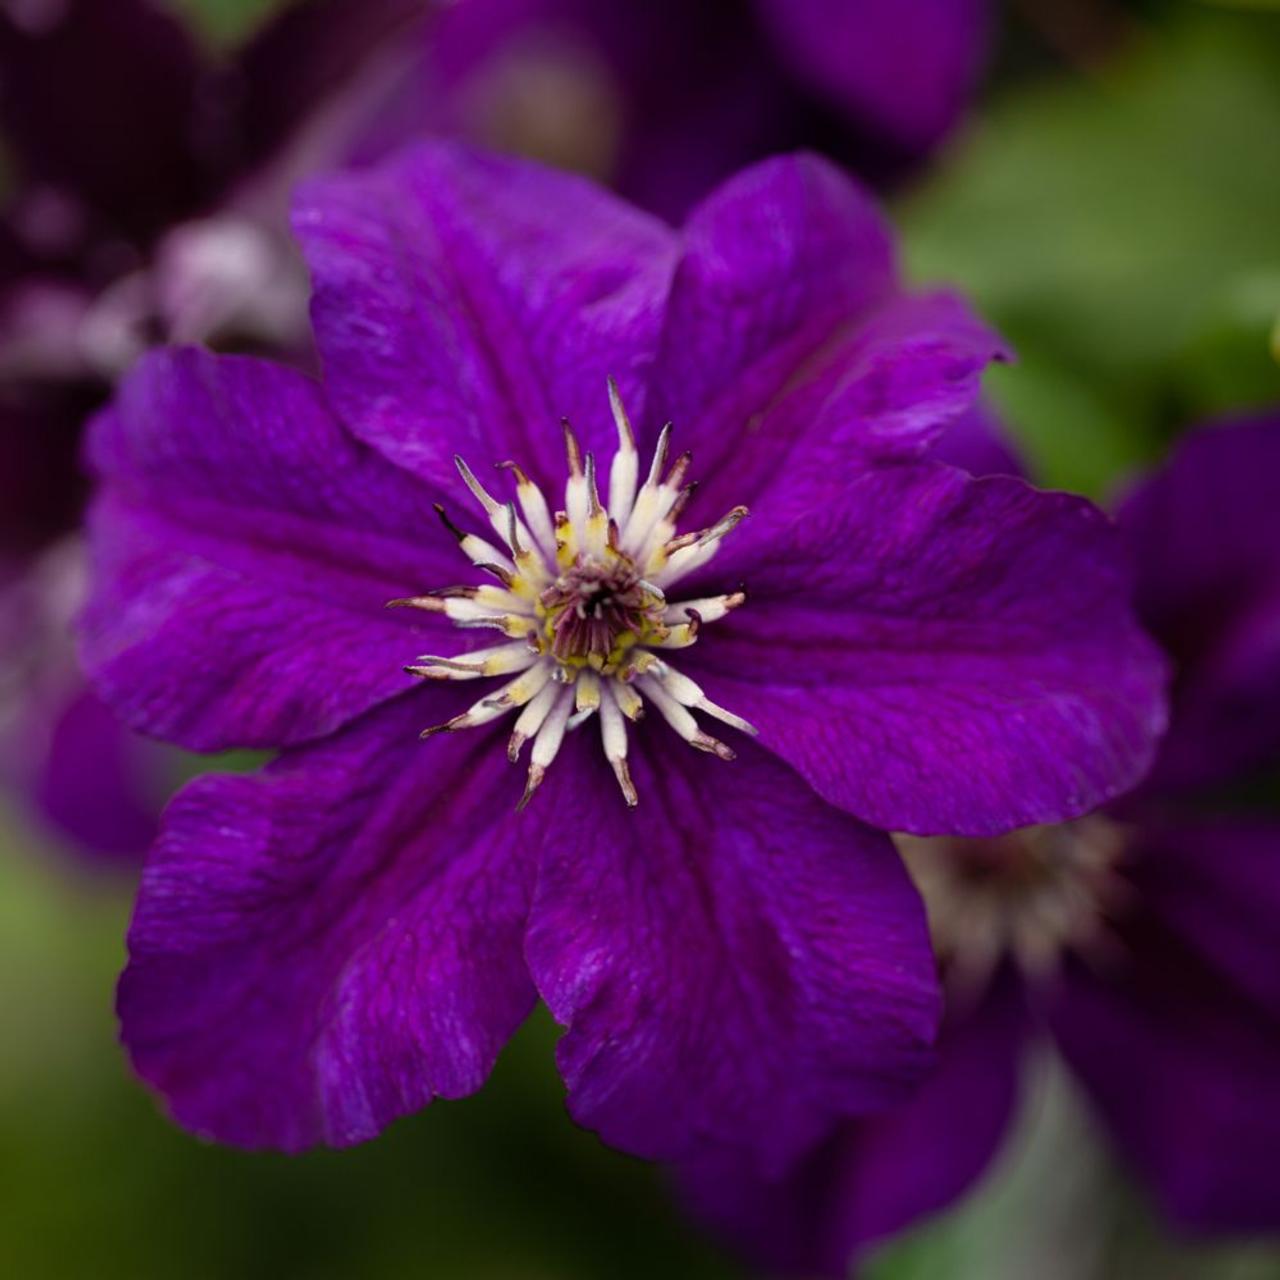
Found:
[610,679,644,721]
[508,674,560,760]
[575,669,602,713]
[456,454,534,552]
[438,590,528,624]
[662,592,744,625]
[459,534,516,574]
[582,454,608,558]
[696,696,758,738]
[600,683,637,806]
[503,462,557,561]
[656,506,748,585]
[531,686,574,766]
[566,706,596,730]
[454,453,501,517]
[650,619,699,648]
[519,686,575,809]
[620,423,671,549]
[407,642,537,681]
[481,661,552,710]
[404,379,752,807]
[637,675,736,761]
[607,375,638,521]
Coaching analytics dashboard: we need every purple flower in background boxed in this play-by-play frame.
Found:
[407,0,990,220]
[0,0,426,650]
[0,540,167,859]
[685,412,1280,1275]
[0,0,428,855]
[80,142,1164,1160]
[0,0,427,523]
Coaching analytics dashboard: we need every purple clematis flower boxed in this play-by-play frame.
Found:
[406,0,991,220]
[683,411,1280,1274]
[80,143,1165,1162]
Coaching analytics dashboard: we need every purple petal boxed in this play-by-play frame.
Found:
[1123,817,1280,1030]
[1118,412,1280,791]
[119,689,536,1151]
[754,0,990,153]
[686,465,1169,835]
[32,683,163,859]
[81,347,453,752]
[928,400,1025,480]
[650,152,894,450]
[524,735,940,1172]
[681,974,1028,1276]
[0,541,164,860]
[1051,898,1280,1233]
[292,140,677,492]
[648,155,1007,523]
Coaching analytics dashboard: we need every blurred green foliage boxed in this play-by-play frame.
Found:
[160,0,284,45]
[900,8,1280,497]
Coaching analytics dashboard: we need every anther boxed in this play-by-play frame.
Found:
[561,419,583,476]
[434,502,466,542]
[387,595,448,612]
[454,455,501,516]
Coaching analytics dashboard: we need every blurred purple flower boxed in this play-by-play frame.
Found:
[0,0,428,855]
[0,0,428,492]
[684,412,1280,1274]
[0,539,168,859]
[79,142,1164,1157]
[408,0,991,219]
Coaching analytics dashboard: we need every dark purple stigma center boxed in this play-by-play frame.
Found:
[540,558,658,663]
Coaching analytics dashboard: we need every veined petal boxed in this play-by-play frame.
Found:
[680,973,1028,1276]
[684,464,1169,836]
[647,154,1007,524]
[524,733,939,1172]
[118,690,536,1152]
[649,152,891,458]
[80,347,451,751]
[292,140,678,493]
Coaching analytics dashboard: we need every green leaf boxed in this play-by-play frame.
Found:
[1172,267,1280,419]
[159,0,287,47]
[899,11,1280,487]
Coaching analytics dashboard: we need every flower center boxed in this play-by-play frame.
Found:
[540,557,662,668]
[392,378,755,809]
[896,817,1130,1000]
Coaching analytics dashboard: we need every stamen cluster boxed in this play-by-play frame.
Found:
[394,379,755,808]
[897,818,1130,998]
